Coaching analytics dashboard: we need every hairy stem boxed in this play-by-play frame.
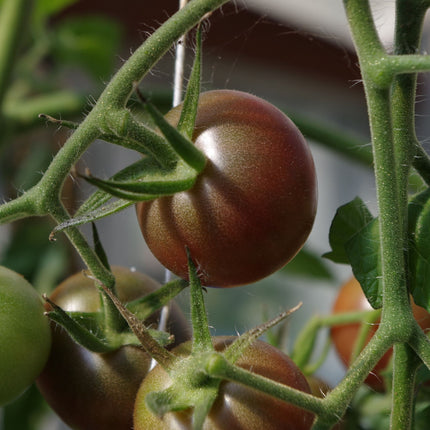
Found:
[390,343,420,430]
[96,0,228,109]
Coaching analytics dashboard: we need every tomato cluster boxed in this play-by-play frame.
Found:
[36,266,191,430]
[4,90,318,429]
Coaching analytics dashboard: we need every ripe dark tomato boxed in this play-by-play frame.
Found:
[0,266,51,406]
[136,90,317,287]
[331,277,430,391]
[134,337,314,430]
[36,266,191,430]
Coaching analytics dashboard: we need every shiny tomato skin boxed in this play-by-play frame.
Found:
[0,266,51,406]
[36,266,191,430]
[331,277,430,391]
[134,337,314,430]
[137,90,317,287]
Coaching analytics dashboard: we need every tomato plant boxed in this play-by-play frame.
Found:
[36,266,191,430]
[331,277,430,391]
[0,265,51,406]
[136,89,317,287]
[134,336,314,430]
[3,0,430,429]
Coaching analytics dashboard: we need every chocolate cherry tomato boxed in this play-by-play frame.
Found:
[137,90,317,287]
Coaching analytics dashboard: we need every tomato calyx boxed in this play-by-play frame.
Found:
[105,251,306,428]
[79,29,206,201]
[45,271,188,355]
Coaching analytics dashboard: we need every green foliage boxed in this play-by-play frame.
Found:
[325,190,430,312]
[346,218,382,309]
[324,197,374,264]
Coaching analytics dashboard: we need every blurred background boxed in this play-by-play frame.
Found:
[1,0,429,428]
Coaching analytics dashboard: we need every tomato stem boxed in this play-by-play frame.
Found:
[204,352,326,416]
[98,280,176,369]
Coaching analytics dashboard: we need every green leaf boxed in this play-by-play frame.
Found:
[52,16,122,80]
[346,219,382,309]
[324,197,375,264]
[279,247,333,280]
[408,188,430,311]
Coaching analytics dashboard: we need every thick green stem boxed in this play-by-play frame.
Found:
[388,4,430,425]
[364,85,412,316]
[205,352,326,416]
[312,327,393,429]
[390,343,420,430]
[392,0,428,241]
[408,323,430,369]
[344,0,412,327]
[342,2,428,429]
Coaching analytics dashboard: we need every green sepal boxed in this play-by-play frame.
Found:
[142,97,206,172]
[145,386,193,417]
[73,156,161,217]
[144,359,220,430]
[119,328,174,348]
[96,279,175,368]
[127,278,189,320]
[223,304,302,364]
[81,163,196,198]
[45,297,113,353]
[91,222,110,271]
[177,26,202,139]
[187,248,213,354]
[51,199,133,236]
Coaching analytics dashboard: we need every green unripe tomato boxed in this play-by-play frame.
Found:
[0,266,51,406]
